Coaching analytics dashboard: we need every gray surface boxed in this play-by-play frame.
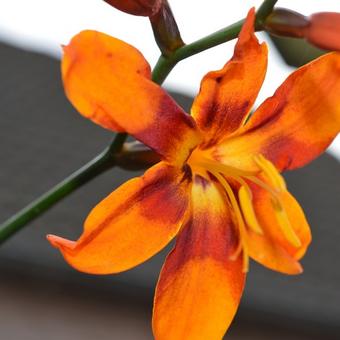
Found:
[0,42,339,339]
[0,265,326,340]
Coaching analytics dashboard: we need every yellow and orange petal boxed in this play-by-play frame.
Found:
[104,0,162,17]
[191,8,267,147]
[47,162,192,274]
[153,176,245,339]
[62,30,201,165]
[246,181,311,274]
[215,52,340,172]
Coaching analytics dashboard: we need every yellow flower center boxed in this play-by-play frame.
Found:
[187,148,302,273]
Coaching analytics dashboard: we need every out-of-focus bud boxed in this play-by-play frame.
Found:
[264,8,309,38]
[150,0,184,56]
[306,12,340,51]
[265,8,340,51]
[104,0,183,55]
[104,0,162,17]
[116,141,160,171]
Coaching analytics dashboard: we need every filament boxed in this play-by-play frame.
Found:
[191,153,302,270]
[271,199,302,247]
[238,186,263,235]
[211,171,249,273]
[253,155,286,191]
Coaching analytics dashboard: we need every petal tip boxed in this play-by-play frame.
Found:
[249,7,256,15]
[236,7,258,46]
[246,7,256,23]
[47,234,76,250]
[291,261,303,275]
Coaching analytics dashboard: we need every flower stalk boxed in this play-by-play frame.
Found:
[0,0,278,244]
[0,133,125,244]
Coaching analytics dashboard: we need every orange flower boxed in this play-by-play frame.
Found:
[104,0,162,16]
[47,9,340,339]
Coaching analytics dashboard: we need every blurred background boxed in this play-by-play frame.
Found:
[0,1,339,339]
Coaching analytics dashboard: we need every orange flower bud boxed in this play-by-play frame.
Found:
[104,0,162,17]
[306,12,340,51]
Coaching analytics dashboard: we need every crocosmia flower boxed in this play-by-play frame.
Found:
[47,9,340,339]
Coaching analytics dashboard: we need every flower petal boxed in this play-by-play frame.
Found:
[62,30,201,165]
[153,176,245,340]
[216,52,340,171]
[247,184,311,274]
[47,162,192,274]
[191,8,267,147]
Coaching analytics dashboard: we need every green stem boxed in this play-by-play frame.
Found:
[0,0,277,243]
[151,19,245,84]
[256,0,278,28]
[0,135,125,244]
[151,0,278,83]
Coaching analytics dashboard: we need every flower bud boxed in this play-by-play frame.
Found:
[306,12,340,51]
[264,8,309,38]
[150,1,184,55]
[104,0,162,17]
[116,142,160,171]
[265,9,340,52]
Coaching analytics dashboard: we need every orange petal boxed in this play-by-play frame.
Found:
[216,52,340,171]
[191,8,267,147]
[247,183,311,275]
[153,176,245,339]
[104,0,162,16]
[47,162,192,274]
[62,30,201,165]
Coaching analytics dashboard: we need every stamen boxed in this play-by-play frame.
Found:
[213,173,245,232]
[198,158,258,177]
[245,175,281,204]
[211,171,249,272]
[254,155,286,191]
[226,174,253,199]
[246,174,301,248]
[272,199,302,248]
[229,240,243,261]
[192,154,300,268]
[242,244,249,273]
[238,186,263,235]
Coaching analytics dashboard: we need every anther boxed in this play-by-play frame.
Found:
[254,155,286,191]
[239,186,263,235]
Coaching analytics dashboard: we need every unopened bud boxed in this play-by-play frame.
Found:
[116,141,160,171]
[265,8,340,52]
[264,8,309,38]
[306,12,340,51]
[104,0,162,17]
[150,0,184,55]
